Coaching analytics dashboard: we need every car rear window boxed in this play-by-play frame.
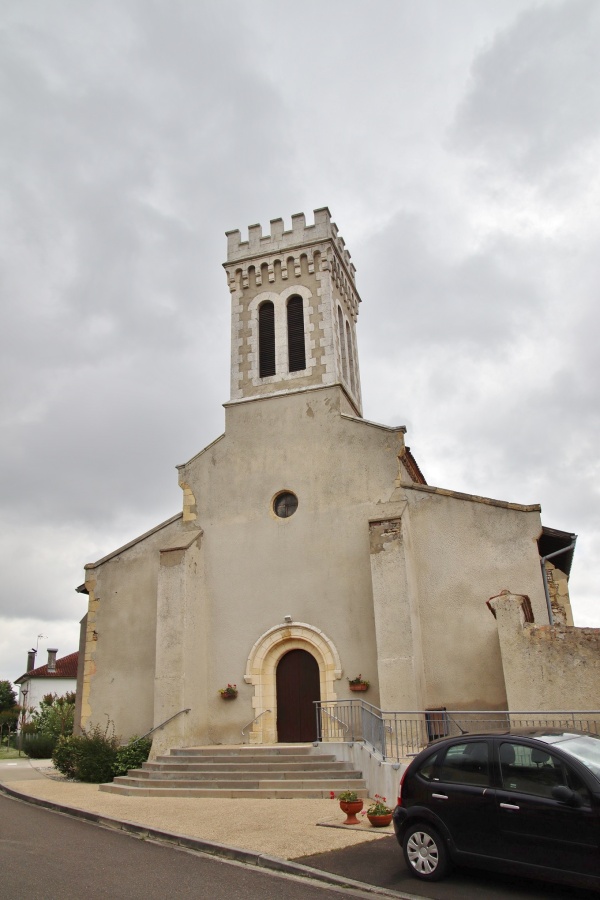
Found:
[437,741,490,786]
[499,741,568,798]
[415,750,440,781]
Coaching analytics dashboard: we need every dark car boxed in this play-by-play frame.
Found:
[392,729,600,890]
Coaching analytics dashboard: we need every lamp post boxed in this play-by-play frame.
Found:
[18,688,28,756]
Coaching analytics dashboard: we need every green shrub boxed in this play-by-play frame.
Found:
[72,724,120,783]
[113,736,152,777]
[53,735,79,778]
[23,733,57,758]
[52,723,153,783]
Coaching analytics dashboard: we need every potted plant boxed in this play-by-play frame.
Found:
[364,794,393,827]
[218,684,238,700]
[335,789,364,825]
[347,675,369,692]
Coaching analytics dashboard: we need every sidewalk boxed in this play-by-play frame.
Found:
[0,758,408,898]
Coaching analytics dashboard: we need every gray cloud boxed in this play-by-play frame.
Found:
[2,0,599,682]
[451,0,600,176]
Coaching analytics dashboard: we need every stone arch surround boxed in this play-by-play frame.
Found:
[244,622,342,744]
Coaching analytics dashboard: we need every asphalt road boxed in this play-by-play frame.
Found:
[0,793,383,900]
[299,835,598,899]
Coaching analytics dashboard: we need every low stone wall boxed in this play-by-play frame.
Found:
[488,591,600,711]
[314,740,407,803]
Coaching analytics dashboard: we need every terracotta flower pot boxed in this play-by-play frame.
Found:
[339,799,363,825]
[220,693,237,699]
[367,813,393,827]
[349,683,368,692]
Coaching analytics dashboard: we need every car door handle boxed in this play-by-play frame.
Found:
[500,802,520,810]
[432,793,448,800]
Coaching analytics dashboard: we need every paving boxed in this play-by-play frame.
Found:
[0,756,409,899]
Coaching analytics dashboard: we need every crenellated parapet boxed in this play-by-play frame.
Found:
[223,208,360,318]
[225,207,355,276]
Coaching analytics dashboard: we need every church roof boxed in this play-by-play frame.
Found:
[403,447,427,485]
[15,651,78,684]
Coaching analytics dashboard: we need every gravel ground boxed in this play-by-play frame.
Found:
[3,770,393,861]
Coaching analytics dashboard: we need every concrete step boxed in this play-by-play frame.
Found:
[108,744,368,800]
[115,773,364,788]
[162,752,338,763]
[133,767,362,780]
[100,783,370,799]
[112,776,366,790]
[144,761,354,773]
[151,759,342,769]
[167,746,317,757]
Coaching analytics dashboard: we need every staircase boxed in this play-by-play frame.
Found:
[100,745,368,798]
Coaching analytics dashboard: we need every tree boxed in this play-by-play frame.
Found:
[0,706,21,735]
[30,693,75,738]
[0,680,17,713]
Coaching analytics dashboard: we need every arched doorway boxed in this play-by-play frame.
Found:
[276,649,320,742]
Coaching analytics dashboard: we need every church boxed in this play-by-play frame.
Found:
[75,208,580,755]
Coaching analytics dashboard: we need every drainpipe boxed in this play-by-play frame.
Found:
[540,539,577,625]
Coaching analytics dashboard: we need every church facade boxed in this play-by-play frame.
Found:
[75,209,575,754]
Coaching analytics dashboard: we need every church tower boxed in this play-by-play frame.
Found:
[224,207,362,416]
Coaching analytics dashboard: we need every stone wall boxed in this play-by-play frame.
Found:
[489,591,600,710]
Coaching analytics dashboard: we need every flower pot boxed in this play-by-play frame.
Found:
[339,799,363,825]
[349,684,368,692]
[367,813,393,827]
[220,693,237,700]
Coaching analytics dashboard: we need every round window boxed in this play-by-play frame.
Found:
[273,491,298,518]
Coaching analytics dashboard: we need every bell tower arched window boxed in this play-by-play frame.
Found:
[287,295,306,372]
[338,306,348,382]
[258,301,276,377]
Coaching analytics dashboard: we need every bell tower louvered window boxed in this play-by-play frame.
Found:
[258,301,276,377]
[287,296,306,372]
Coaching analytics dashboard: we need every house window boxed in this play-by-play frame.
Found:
[287,296,306,372]
[258,301,276,377]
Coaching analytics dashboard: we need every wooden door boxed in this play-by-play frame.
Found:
[276,649,320,742]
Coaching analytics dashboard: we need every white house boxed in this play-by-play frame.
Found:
[15,648,78,713]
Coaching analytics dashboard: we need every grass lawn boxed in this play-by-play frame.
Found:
[0,746,23,759]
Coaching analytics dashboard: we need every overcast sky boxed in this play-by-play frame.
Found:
[1,0,599,687]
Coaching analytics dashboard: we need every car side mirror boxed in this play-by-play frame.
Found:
[552,785,582,807]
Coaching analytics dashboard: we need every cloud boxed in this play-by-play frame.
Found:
[451,0,600,177]
[1,0,599,685]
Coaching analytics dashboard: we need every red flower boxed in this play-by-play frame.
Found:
[330,791,335,799]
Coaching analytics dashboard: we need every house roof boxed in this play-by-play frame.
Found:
[15,651,78,684]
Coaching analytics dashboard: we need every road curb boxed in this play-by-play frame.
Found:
[0,782,413,898]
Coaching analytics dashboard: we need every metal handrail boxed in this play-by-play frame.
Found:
[241,709,271,736]
[315,700,600,763]
[132,708,191,744]
[321,707,349,732]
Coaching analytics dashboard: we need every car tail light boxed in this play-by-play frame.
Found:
[397,766,409,807]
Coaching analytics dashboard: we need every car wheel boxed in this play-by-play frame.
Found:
[402,823,449,881]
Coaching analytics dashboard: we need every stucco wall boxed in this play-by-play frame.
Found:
[82,382,557,747]
[490,591,600,710]
[382,485,546,712]
[80,514,184,740]
[173,384,407,744]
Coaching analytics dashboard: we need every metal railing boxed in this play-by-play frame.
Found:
[133,708,191,744]
[241,709,271,737]
[315,700,600,762]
